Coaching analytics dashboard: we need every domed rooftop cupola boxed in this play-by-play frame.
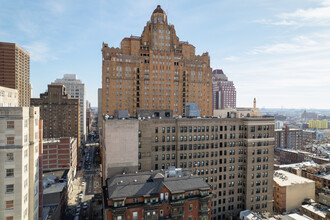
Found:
[151,5,167,24]
[153,5,164,14]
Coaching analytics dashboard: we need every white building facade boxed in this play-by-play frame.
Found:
[0,107,40,220]
[53,74,86,140]
[0,86,18,107]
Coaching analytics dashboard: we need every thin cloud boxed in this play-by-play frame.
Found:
[44,0,67,15]
[16,16,39,37]
[224,56,239,61]
[23,42,57,62]
[255,0,330,26]
[248,32,330,55]
[254,19,298,26]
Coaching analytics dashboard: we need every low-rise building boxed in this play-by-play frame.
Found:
[319,193,330,207]
[42,173,68,220]
[301,171,330,189]
[303,130,328,144]
[42,137,77,194]
[274,162,330,189]
[239,210,314,220]
[300,203,330,220]
[273,170,315,213]
[239,210,262,220]
[281,213,313,220]
[274,148,330,165]
[104,168,212,220]
[309,120,328,130]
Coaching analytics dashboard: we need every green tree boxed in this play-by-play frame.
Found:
[315,181,323,194]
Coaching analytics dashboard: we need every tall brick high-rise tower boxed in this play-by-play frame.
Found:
[0,42,31,107]
[102,5,212,117]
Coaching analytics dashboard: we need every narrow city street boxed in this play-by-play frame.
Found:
[65,134,102,220]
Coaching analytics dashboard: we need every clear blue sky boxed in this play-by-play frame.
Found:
[1,0,330,108]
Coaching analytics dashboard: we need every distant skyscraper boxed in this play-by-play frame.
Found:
[52,74,86,140]
[212,69,236,110]
[0,42,31,107]
[102,5,212,117]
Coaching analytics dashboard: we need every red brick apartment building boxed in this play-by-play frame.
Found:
[42,137,77,171]
[104,169,212,220]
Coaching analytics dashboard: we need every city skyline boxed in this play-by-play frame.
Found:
[1,0,330,108]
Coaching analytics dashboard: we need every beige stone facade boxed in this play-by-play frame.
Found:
[0,42,31,107]
[102,116,275,219]
[0,86,18,107]
[273,170,315,213]
[101,5,212,118]
[102,119,139,181]
[0,107,40,220]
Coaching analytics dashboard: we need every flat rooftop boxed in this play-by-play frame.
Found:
[301,204,328,218]
[275,161,317,169]
[274,170,314,187]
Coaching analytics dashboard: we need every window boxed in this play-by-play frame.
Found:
[189,203,193,211]
[7,137,14,145]
[133,212,138,220]
[7,121,14,129]
[6,184,14,193]
[6,200,14,209]
[6,169,14,177]
[6,153,14,161]
[6,217,13,220]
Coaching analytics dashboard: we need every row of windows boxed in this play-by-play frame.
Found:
[154,144,270,153]
[150,125,264,134]
[250,125,270,132]
[179,125,233,133]
[154,134,271,145]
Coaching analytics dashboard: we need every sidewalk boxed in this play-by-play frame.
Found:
[68,170,84,206]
